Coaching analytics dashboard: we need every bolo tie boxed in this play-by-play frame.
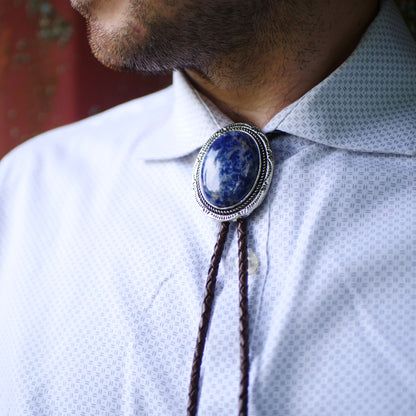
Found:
[188,123,274,416]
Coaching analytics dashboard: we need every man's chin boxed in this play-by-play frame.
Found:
[86,27,138,72]
[85,19,159,73]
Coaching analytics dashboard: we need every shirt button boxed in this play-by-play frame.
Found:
[235,249,260,275]
[247,249,260,275]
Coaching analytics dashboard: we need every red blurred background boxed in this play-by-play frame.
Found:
[0,0,171,158]
[0,0,415,158]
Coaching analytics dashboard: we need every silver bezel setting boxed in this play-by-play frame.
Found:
[192,123,274,221]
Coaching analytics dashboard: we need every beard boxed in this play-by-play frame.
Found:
[81,0,292,77]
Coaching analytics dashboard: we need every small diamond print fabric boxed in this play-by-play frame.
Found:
[0,0,415,415]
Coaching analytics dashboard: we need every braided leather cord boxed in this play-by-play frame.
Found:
[187,221,230,416]
[237,218,249,416]
[186,218,251,416]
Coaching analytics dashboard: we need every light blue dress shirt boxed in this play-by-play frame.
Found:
[1,0,415,414]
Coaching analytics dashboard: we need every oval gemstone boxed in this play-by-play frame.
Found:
[200,131,260,209]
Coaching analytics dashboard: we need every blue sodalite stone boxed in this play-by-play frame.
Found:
[201,131,260,208]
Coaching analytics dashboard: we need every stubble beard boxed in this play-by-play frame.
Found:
[83,0,300,88]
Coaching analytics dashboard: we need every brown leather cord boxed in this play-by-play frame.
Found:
[187,218,250,416]
[187,221,230,416]
[237,217,249,416]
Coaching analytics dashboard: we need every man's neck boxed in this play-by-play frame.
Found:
[185,0,378,129]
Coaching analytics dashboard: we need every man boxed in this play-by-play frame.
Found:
[0,0,415,414]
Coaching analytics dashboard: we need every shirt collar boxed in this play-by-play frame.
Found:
[265,0,416,155]
[135,72,232,160]
[138,0,416,160]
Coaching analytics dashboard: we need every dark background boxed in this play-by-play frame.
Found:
[1,0,415,158]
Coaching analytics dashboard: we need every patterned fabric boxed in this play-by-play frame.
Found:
[0,0,415,415]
